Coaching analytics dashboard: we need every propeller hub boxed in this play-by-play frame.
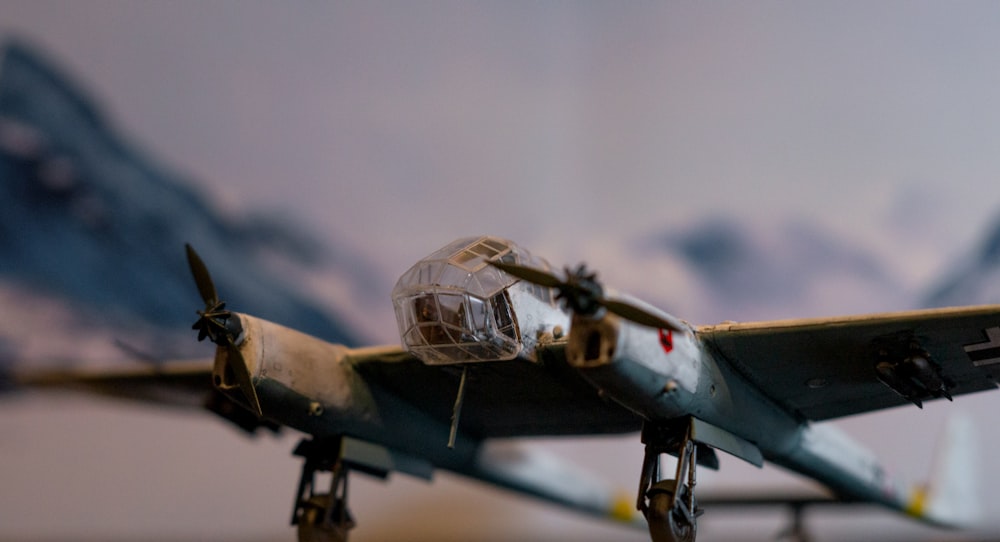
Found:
[193,300,235,345]
[489,258,683,333]
[557,264,605,316]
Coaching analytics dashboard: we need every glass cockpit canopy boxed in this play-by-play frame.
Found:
[392,236,551,365]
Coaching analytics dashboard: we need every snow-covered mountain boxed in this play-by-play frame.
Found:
[0,41,378,362]
[585,217,910,325]
[923,214,1000,308]
[3,36,992,369]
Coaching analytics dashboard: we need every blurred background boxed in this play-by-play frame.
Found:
[3,2,1000,541]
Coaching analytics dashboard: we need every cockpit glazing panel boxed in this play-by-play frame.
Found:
[392,236,551,365]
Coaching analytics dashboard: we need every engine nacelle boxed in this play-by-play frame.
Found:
[566,309,701,421]
[214,313,381,434]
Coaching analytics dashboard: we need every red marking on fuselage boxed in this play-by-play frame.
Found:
[659,329,673,354]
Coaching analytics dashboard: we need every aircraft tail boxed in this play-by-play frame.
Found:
[462,440,644,529]
[906,413,981,528]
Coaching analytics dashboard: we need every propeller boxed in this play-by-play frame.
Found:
[185,244,263,416]
[490,260,684,333]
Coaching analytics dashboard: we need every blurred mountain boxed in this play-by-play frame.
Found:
[0,40,369,359]
[631,217,907,322]
[923,214,1000,307]
[0,36,968,366]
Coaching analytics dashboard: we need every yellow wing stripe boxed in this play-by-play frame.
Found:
[905,485,929,518]
[608,493,638,522]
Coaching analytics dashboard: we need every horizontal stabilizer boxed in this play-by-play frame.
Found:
[461,441,643,528]
[908,413,981,528]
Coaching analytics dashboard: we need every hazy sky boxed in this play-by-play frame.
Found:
[4,2,1000,274]
[4,2,1000,541]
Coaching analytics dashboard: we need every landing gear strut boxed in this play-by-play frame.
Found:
[775,504,812,542]
[638,419,703,542]
[291,438,372,542]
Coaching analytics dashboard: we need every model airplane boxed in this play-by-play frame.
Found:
[17,235,996,542]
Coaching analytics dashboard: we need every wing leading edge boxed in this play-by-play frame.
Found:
[11,359,215,409]
[11,339,642,440]
[699,305,1000,421]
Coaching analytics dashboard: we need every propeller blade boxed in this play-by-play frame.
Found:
[185,244,219,306]
[602,299,684,332]
[225,338,263,417]
[494,259,683,331]
[490,260,565,288]
[185,244,262,416]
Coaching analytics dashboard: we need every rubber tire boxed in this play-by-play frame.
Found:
[646,481,696,542]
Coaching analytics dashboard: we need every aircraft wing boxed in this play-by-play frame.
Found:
[11,340,642,439]
[10,358,283,434]
[348,341,642,438]
[10,359,215,409]
[698,305,1000,421]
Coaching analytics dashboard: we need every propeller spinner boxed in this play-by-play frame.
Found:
[490,260,684,333]
[185,244,263,416]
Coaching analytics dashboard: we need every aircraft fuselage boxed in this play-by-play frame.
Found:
[207,236,926,541]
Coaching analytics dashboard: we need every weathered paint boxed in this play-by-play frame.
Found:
[563,305,966,525]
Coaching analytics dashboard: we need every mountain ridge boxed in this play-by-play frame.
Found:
[0,39,366,359]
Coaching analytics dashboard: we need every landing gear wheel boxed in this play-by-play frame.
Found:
[297,494,355,542]
[646,480,696,542]
[637,419,702,542]
[292,438,359,542]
